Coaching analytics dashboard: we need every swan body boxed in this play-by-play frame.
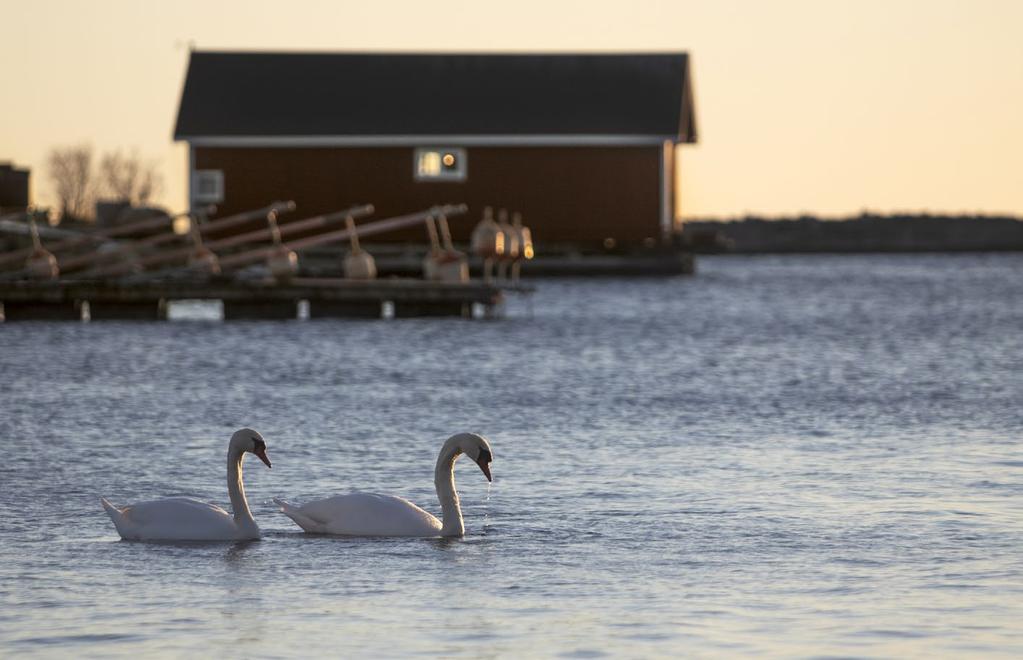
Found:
[275,493,442,536]
[101,429,272,542]
[101,496,248,541]
[276,432,492,538]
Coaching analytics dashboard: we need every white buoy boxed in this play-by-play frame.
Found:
[187,211,221,274]
[423,213,469,282]
[264,209,298,281]
[25,213,59,280]
[470,206,504,282]
[434,213,469,282]
[343,251,376,280]
[342,215,377,279]
[422,255,439,281]
[188,247,221,275]
[422,214,442,281]
[496,208,520,281]
[511,212,534,281]
[268,245,298,281]
[26,248,59,280]
[435,256,468,282]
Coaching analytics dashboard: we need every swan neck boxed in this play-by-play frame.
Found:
[227,446,256,531]
[434,441,464,537]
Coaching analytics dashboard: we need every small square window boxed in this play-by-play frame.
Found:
[194,170,224,203]
[414,148,466,182]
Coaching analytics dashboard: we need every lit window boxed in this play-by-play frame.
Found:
[414,148,466,182]
[418,151,442,177]
[194,170,224,203]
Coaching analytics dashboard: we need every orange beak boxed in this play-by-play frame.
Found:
[253,447,272,468]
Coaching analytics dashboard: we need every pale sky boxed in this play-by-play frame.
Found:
[2,0,1021,218]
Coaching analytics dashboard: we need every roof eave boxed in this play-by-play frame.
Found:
[177,135,684,147]
[676,54,698,144]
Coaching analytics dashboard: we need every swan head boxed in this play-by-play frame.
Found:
[231,428,272,468]
[454,433,493,482]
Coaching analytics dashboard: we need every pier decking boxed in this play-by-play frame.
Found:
[306,249,695,278]
[0,278,515,321]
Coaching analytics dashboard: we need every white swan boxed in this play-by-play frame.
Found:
[274,432,492,537]
[100,428,272,542]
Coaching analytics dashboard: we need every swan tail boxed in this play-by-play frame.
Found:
[273,498,327,534]
[100,497,130,538]
[100,497,120,517]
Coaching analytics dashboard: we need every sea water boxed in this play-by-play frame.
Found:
[1,254,1021,657]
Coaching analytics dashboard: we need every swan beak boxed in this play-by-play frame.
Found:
[476,458,492,482]
[254,447,272,468]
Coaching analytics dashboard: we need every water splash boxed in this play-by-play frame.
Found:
[481,481,492,535]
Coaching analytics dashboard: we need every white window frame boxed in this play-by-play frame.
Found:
[413,148,467,182]
[193,169,224,203]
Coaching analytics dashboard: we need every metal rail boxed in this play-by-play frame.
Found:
[215,204,467,272]
[85,204,374,278]
[57,202,297,273]
[0,208,210,269]
[0,202,294,274]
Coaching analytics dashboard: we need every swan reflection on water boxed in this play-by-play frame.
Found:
[224,539,260,564]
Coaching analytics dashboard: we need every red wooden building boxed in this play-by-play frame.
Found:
[174,51,697,249]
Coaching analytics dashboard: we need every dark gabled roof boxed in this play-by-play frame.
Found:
[173,51,697,143]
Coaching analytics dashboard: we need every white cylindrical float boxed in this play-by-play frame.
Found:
[434,253,469,282]
[422,213,443,281]
[511,212,534,281]
[264,209,298,281]
[267,245,298,281]
[188,247,221,275]
[344,251,377,279]
[25,214,59,279]
[470,206,505,282]
[25,248,59,280]
[496,208,520,281]
[187,214,221,274]
[434,213,469,282]
[422,212,468,282]
[342,215,377,279]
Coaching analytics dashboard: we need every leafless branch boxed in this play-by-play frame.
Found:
[99,149,163,206]
[46,144,95,222]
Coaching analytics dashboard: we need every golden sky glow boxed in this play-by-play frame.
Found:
[2,0,1021,218]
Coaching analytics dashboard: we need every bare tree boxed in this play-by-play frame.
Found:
[99,149,162,206]
[47,144,95,222]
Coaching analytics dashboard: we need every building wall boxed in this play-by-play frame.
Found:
[0,164,30,212]
[193,146,667,248]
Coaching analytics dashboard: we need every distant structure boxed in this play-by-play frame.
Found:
[0,162,30,214]
[684,213,1023,253]
[173,51,698,249]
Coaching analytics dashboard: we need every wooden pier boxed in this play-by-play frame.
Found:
[0,201,550,322]
[302,248,696,278]
[0,278,513,321]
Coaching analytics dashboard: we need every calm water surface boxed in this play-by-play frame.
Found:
[1,254,1022,657]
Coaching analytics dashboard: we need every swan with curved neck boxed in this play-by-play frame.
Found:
[101,429,272,541]
[275,433,492,537]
